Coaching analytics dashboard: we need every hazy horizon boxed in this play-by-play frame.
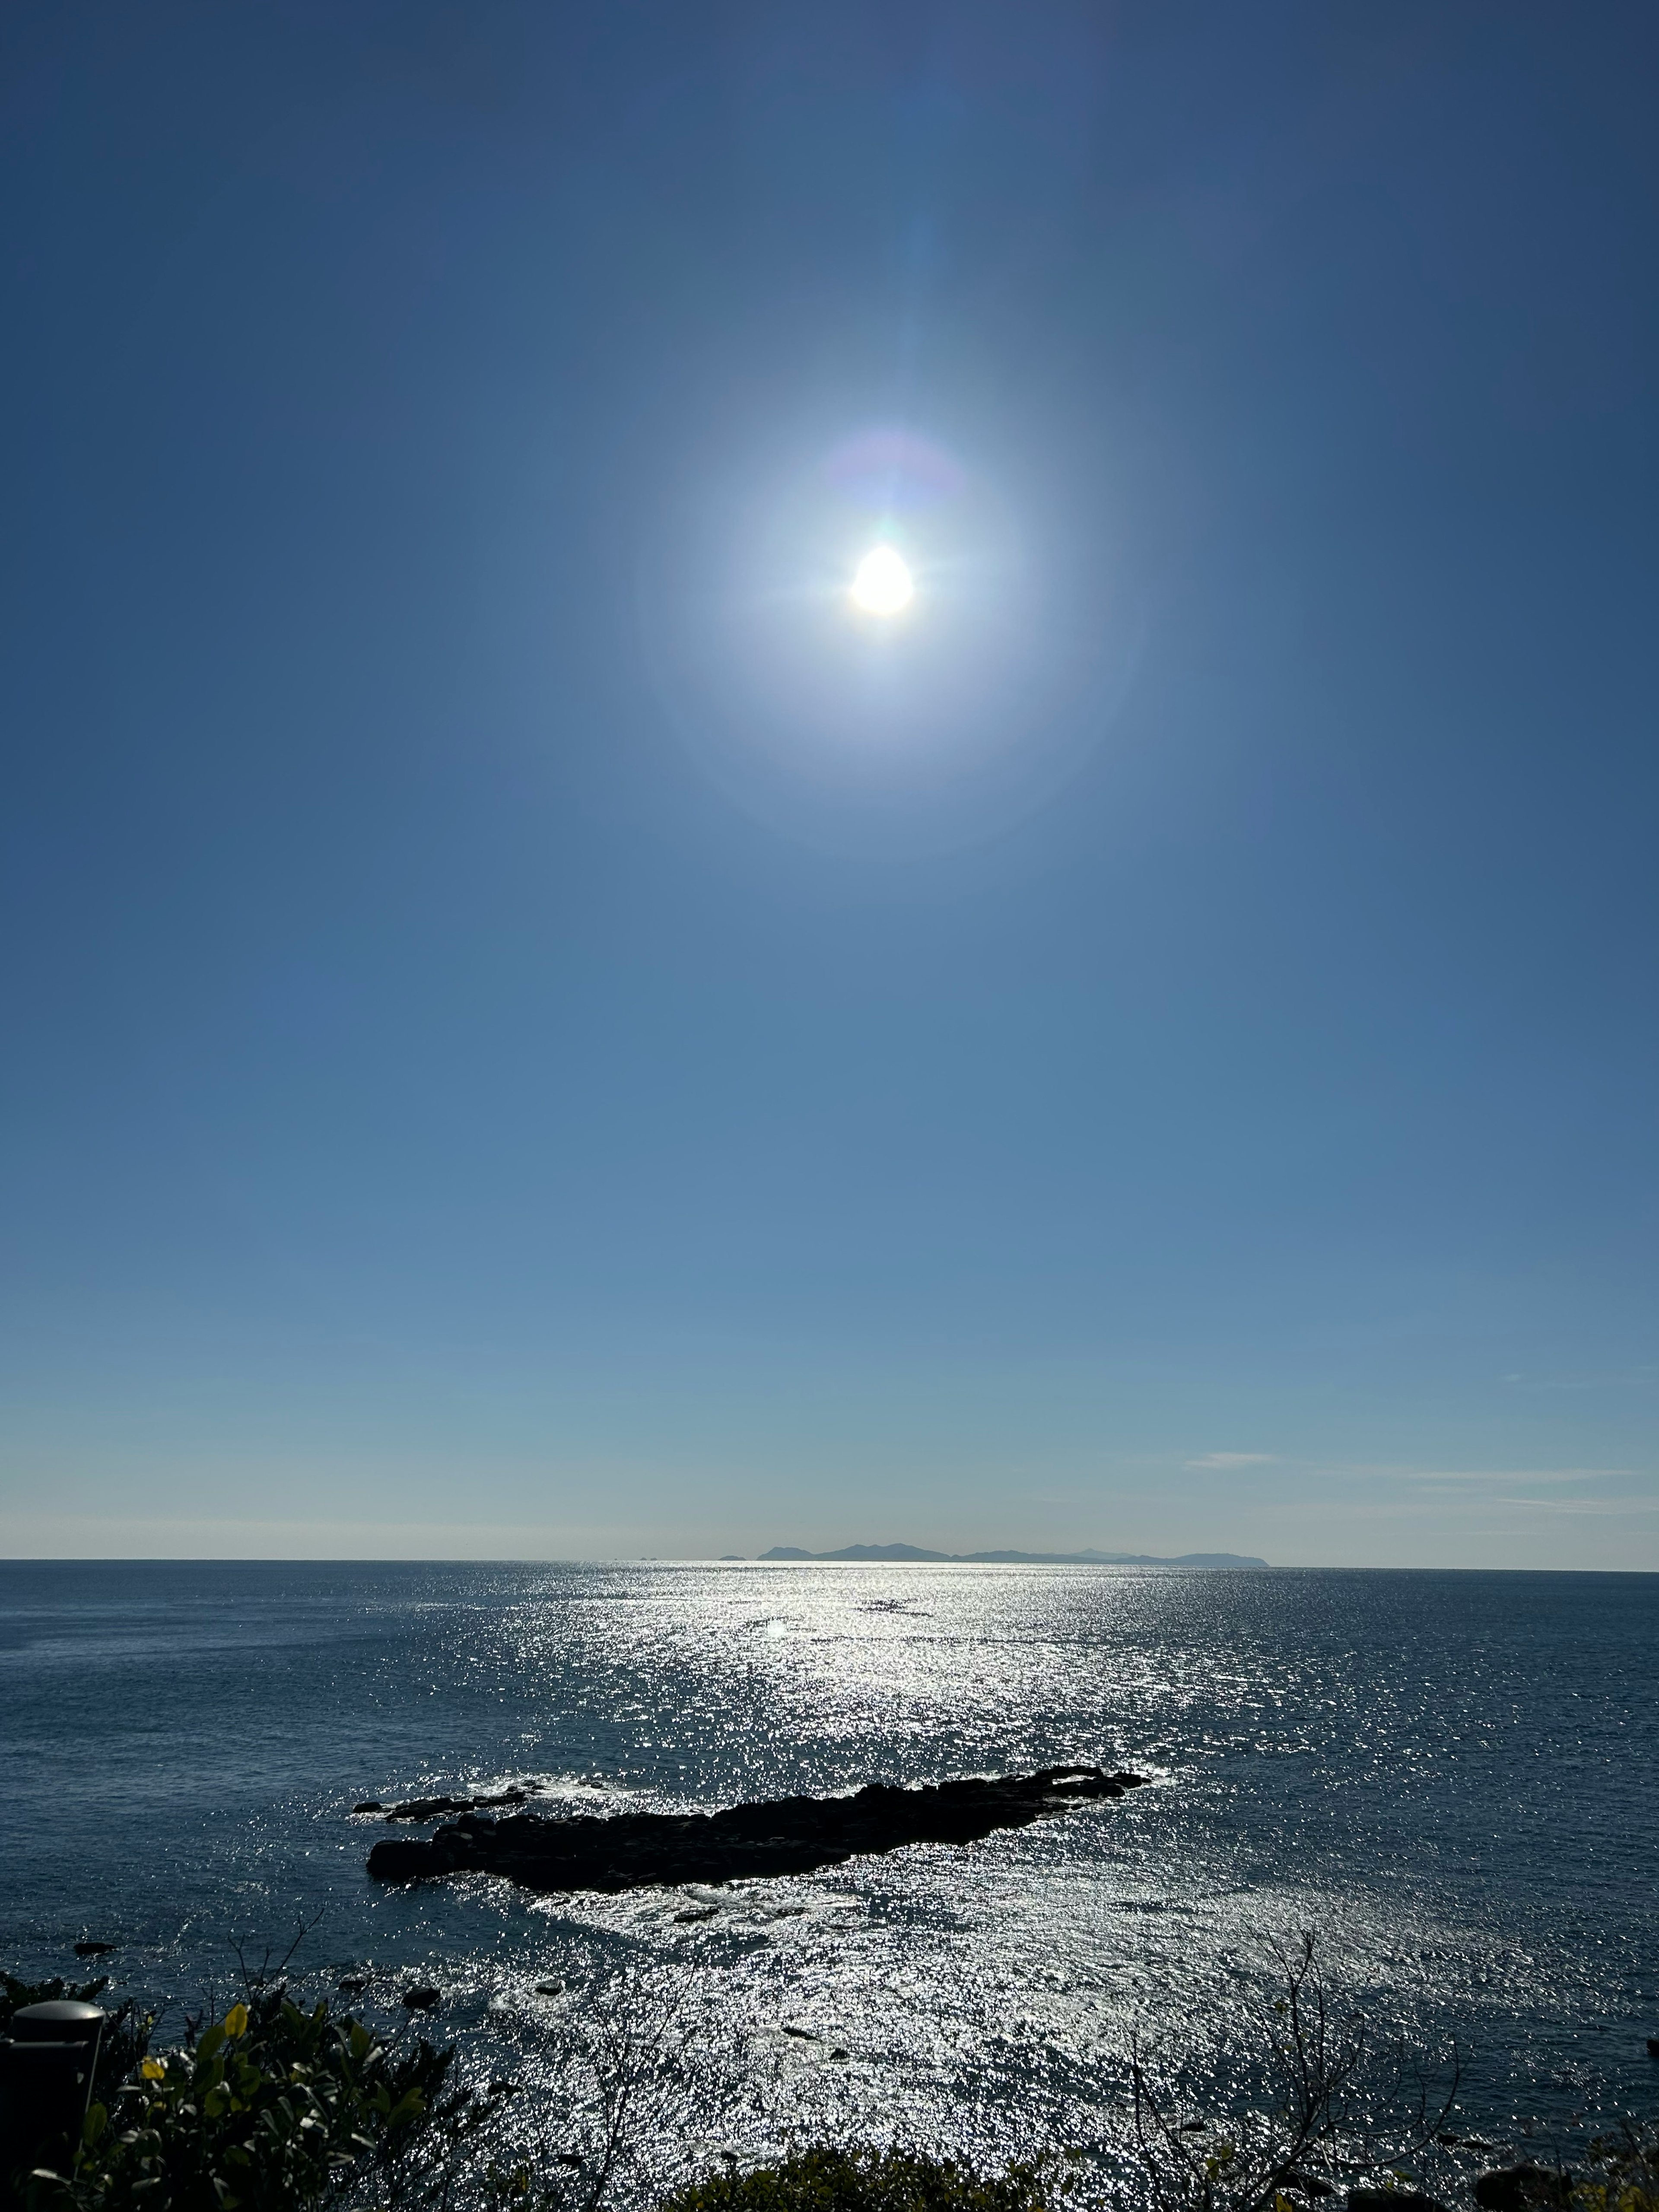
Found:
[3,5,1655,1572]
[4,1551,1656,1573]
[4,1538,1655,1573]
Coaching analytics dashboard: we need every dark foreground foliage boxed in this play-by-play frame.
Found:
[1126,1935,1463,2212]
[1565,2125,1659,2212]
[10,1983,473,2212]
[655,2148,1054,2212]
[6,1949,1656,2212]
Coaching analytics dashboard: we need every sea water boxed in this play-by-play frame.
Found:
[2,1561,1655,2177]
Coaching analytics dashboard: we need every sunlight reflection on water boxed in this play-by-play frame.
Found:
[3,1562,1655,2175]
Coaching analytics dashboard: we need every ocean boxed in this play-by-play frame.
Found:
[2,1561,1655,2183]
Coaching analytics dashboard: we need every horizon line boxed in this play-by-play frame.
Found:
[2,1554,1656,1574]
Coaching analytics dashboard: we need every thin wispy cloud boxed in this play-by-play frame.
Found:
[1501,1367,1656,1392]
[1489,1495,1659,1516]
[1313,1463,1640,1487]
[1403,1468,1634,1487]
[1185,1452,1278,1471]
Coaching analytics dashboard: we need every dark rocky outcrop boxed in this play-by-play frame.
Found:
[365,1764,1149,1895]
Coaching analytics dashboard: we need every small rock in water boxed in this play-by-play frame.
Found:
[1646,2035,1659,2058]
[402,1984,441,2010]
[782,2025,820,2040]
[337,1974,369,1994]
[74,1941,117,1957]
[674,1906,718,1923]
[534,1981,563,1996]
[372,1786,532,1822]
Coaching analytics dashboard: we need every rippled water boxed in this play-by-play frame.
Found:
[2,1562,1655,2175]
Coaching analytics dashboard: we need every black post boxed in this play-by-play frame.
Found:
[0,2001,106,2207]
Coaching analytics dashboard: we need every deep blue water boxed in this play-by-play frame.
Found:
[2,1561,1655,2174]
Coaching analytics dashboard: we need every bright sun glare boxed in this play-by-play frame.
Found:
[850,545,914,616]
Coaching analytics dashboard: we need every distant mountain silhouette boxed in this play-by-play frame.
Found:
[756,1542,1268,1569]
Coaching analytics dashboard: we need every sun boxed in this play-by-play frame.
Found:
[850,545,914,617]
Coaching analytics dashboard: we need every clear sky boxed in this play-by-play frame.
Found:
[3,4,1656,1568]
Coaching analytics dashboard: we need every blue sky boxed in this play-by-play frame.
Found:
[2,3,1655,1567]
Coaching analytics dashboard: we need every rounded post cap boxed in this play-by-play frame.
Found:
[12,2001,107,2040]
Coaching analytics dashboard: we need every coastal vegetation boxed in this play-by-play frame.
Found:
[4,1950,1653,2212]
[3,1975,459,2212]
[656,2149,1052,2212]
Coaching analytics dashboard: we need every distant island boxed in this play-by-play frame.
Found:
[748,1542,1269,1569]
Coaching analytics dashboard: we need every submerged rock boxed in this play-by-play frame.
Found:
[360,1784,542,1821]
[365,1764,1149,1895]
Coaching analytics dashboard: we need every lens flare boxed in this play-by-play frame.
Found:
[639,421,1146,857]
[825,428,964,511]
[850,546,914,616]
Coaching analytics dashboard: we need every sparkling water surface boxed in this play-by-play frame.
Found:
[2,1562,1655,2175]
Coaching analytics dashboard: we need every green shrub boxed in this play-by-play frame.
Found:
[20,1987,451,2212]
[1569,2123,1659,2212]
[655,2146,1055,2212]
